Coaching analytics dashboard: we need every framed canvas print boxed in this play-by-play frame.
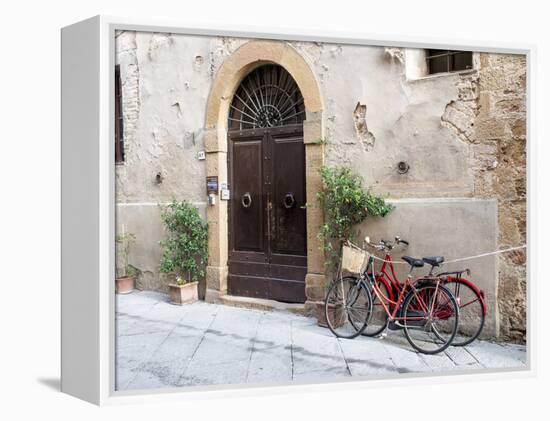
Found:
[61,16,530,405]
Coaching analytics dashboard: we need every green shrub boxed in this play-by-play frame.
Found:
[317,165,394,269]
[159,200,208,283]
[115,232,136,278]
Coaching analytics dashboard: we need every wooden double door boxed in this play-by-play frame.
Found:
[228,125,307,303]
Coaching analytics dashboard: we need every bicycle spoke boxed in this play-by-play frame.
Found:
[403,284,458,354]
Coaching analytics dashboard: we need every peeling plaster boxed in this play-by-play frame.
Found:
[440,73,480,144]
[147,33,174,61]
[352,102,376,151]
[384,47,404,64]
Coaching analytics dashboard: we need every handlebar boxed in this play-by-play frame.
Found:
[395,236,409,246]
[365,235,409,251]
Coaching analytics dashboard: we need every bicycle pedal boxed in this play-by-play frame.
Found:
[388,321,403,331]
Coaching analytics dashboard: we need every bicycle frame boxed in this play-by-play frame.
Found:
[378,253,402,293]
[364,252,405,310]
[364,258,444,324]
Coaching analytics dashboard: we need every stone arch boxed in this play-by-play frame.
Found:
[203,40,326,310]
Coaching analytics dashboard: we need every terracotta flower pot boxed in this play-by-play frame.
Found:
[316,301,345,328]
[169,281,198,305]
[115,276,135,294]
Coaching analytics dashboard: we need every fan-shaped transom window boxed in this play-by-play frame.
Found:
[228,65,306,130]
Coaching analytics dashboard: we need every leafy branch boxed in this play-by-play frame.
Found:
[317,165,394,270]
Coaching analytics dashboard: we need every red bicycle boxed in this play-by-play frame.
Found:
[325,241,459,354]
[355,237,486,346]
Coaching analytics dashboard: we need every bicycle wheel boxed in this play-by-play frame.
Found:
[443,280,485,346]
[402,283,458,354]
[362,276,390,337]
[324,277,372,339]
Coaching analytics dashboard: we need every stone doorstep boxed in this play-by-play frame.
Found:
[215,293,310,316]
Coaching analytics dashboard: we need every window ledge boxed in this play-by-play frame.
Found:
[406,68,478,83]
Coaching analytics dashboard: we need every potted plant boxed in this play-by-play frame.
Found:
[159,200,208,305]
[115,232,137,294]
[315,165,394,326]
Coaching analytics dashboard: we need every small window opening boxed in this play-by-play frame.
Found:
[115,65,125,163]
[426,49,472,75]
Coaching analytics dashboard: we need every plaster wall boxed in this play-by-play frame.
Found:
[294,42,474,198]
[116,35,480,204]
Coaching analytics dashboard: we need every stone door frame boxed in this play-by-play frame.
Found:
[203,40,326,309]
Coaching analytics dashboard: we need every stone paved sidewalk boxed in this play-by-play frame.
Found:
[116,291,527,391]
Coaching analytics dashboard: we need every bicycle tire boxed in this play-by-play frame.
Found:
[402,284,458,354]
[324,277,372,339]
[442,279,485,346]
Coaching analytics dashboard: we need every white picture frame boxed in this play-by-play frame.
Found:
[61,15,534,405]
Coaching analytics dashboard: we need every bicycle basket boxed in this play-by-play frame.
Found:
[341,243,368,274]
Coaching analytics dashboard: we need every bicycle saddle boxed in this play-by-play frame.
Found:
[422,256,445,266]
[402,256,424,267]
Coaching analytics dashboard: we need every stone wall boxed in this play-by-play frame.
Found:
[476,54,527,341]
[433,52,527,341]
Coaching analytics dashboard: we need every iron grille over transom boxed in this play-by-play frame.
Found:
[228,65,306,130]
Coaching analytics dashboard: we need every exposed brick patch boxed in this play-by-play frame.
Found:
[115,31,140,201]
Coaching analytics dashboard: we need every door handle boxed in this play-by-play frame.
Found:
[241,192,252,208]
[283,192,295,209]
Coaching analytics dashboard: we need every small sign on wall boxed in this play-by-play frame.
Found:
[206,176,218,195]
[219,182,230,200]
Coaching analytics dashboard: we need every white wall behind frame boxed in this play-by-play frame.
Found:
[0,0,545,418]
[52,8,540,410]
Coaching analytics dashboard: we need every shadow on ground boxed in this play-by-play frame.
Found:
[37,377,60,392]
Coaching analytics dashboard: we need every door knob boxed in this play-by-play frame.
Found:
[283,193,295,209]
[241,192,252,208]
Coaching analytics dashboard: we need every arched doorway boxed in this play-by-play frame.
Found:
[227,65,307,303]
[203,40,326,310]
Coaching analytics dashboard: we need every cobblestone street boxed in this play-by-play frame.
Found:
[116,291,527,391]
